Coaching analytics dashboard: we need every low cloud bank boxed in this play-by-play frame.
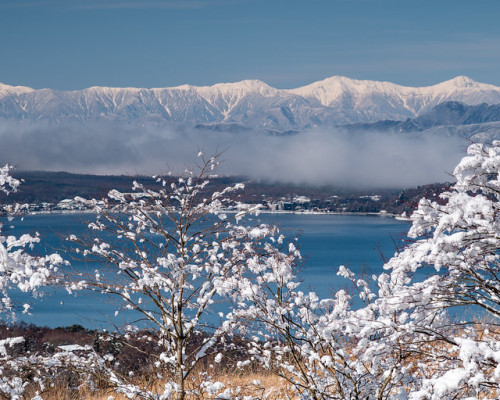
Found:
[0,120,466,188]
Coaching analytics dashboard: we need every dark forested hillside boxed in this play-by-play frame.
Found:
[0,171,451,215]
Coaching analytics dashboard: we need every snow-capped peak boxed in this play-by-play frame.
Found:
[289,76,405,106]
[197,79,279,97]
[430,76,492,90]
[446,75,478,87]
[0,82,35,98]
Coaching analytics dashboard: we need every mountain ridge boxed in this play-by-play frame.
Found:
[2,76,500,131]
[343,101,500,133]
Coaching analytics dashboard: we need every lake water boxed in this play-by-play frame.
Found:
[4,213,410,329]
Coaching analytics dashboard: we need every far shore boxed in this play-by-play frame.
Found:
[24,208,412,220]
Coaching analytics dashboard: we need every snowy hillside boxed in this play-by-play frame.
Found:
[1,76,500,131]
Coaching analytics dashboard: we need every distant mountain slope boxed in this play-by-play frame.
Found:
[2,76,500,131]
[344,101,500,133]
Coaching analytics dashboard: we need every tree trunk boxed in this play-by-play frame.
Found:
[176,339,185,400]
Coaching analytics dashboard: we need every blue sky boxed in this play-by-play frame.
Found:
[1,0,499,90]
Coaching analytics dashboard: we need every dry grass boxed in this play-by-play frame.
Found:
[8,323,500,399]
[23,370,295,400]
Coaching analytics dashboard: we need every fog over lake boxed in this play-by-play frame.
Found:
[0,120,464,188]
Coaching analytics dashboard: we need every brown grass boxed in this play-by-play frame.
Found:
[22,370,295,400]
[6,323,500,399]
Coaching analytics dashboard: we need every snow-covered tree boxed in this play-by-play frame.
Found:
[66,153,294,400]
[374,141,500,399]
[230,141,500,400]
[0,165,63,399]
[230,240,416,400]
[1,165,62,317]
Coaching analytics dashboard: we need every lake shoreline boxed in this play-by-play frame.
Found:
[26,208,407,220]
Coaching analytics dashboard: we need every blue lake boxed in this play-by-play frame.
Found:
[4,213,410,329]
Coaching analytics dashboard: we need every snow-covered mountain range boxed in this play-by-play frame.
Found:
[1,76,500,131]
